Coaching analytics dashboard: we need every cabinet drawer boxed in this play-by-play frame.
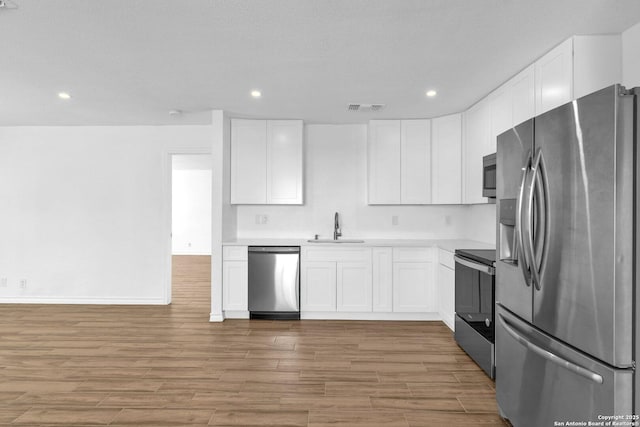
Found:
[438,249,455,269]
[223,245,248,261]
[393,247,433,263]
[302,247,371,262]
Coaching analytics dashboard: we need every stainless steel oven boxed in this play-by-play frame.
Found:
[454,248,496,378]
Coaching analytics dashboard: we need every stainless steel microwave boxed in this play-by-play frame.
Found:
[482,153,496,198]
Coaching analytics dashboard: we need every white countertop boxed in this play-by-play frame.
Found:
[222,238,494,252]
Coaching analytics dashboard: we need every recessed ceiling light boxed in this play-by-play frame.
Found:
[251,90,262,98]
[426,90,437,98]
[58,92,72,100]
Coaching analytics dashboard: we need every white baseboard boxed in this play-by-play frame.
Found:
[172,251,212,256]
[440,312,455,331]
[222,310,250,319]
[209,312,224,322]
[215,311,442,321]
[0,297,167,305]
[301,312,442,321]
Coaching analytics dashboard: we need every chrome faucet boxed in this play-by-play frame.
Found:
[333,212,342,240]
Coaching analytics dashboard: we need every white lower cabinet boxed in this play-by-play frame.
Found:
[392,248,437,313]
[222,244,468,322]
[393,262,436,312]
[337,262,372,312]
[301,247,372,313]
[301,261,337,311]
[438,264,455,330]
[437,249,456,331]
[222,260,248,311]
[372,247,393,312]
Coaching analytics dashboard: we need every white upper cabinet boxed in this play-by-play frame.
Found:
[431,113,462,204]
[368,120,401,204]
[535,37,574,115]
[368,119,431,205]
[535,35,621,116]
[511,64,536,127]
[231,120,267,204]
[572,35,621,99]
[401,120,432,204]
[489,81,513,144]
[230,119,303,205]
[460,34,620,206]
[266,120,303,204]
[462,98,491,205]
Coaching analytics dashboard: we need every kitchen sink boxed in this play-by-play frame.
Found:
[306,239,365,244]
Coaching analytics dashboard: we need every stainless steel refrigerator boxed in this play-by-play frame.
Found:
[495,84,638,426]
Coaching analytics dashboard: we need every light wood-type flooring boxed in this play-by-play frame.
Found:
[0,255,509,426]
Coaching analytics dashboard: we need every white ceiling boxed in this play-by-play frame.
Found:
[2,0,640,126]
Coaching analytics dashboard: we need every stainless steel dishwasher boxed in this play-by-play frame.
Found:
[248,246,300,319]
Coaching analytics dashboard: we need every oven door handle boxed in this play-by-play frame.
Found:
[454,255,495,276]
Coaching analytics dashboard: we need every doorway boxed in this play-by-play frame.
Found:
[170,154,212,312]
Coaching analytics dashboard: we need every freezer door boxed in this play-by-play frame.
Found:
[532,85,634,367]
[496,119,534,322]
[496,305,633,427]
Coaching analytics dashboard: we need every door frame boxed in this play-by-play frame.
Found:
[162,147,213,305]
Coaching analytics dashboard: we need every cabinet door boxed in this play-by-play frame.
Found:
[438,264,455,331]
[372,247,393,312]
[368,120,401,204]
[489,82,513,146]
[401,120,431,204]
[535,38,573,115]
[572,35,621,100]
[393,262,436,312]
[266,120,303,205]
[431,114,462,204]
[336,262,372,312]
[223,261,248,311]
[462,98,491,204]
[231,119,267,204]
[511,64,535,126]
[301,261,337,311]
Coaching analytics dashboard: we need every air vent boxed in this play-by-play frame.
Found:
[347,103,386,112]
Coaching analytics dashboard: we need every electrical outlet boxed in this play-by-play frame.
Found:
[0,278,7,288]
[392,215,399,226]
[255,214,269,225]
[19,279,27,289]
[444,215,452,226]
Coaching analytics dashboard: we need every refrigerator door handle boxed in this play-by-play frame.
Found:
[516,151,532,286]
[525,149,544,290]
[498,313,604,385]
[532,149,549,288]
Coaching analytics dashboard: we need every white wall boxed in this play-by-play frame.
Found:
[623,21,640,88]
[237,124,495,242]
[171,156,212,255]
[462,204,496,244]
[0,125,213,304]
